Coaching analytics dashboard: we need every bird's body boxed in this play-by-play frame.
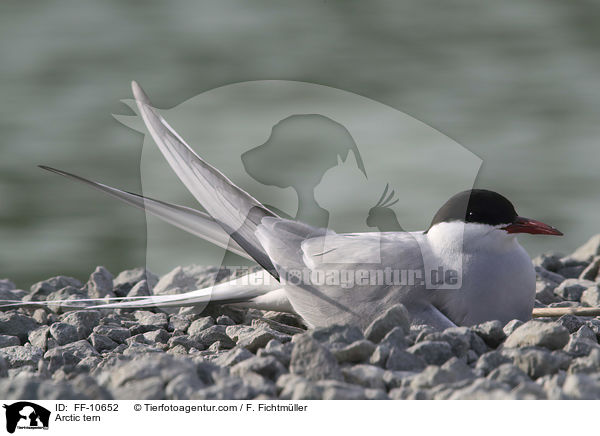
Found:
[29,81,562,330]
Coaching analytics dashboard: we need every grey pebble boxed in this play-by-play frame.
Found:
[187,317,215,336]
[113,268,158,296]
[472,320,506,348]
[0,344,43,368]
[568,234,600,263]
[0,335,20,349]
[44,340,99,373]
[127,280,151,298]
[406,340,453,366]
[89,333,119,353]
[503,319,524,336]
[332,339,376,363]
[554,278,595,301]
[61,310,101,339]
[0,312,38,343]
[363,304,410,343]
[581,285,600,307]
[85,266,115,299]
[49,322,80,346]
[230,355,287,381]
[193,325,235,348]
[92,324,131,343]
[504,320,569,350]
[342,364,386,390]
[290,334,342,382]
[257,340,293,366]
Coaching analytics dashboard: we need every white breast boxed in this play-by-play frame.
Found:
[426,221,536,326]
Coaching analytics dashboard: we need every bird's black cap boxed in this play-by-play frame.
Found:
[428,189,517,230]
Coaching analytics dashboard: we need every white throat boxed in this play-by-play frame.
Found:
[424,221,536,326]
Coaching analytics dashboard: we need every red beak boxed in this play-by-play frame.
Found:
[502,216,563,236]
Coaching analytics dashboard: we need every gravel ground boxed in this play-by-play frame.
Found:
[1,235,600,400]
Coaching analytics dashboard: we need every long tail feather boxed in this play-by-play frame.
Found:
[38,166,252,260]
[132,81,280,280]
[0,271,281,310]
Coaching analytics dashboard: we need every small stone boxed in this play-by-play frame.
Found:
[0,344,43,368]
[113,268,158,296]
[213,347,254,367]
[533,254,563,272]
[0,312,38,342]
[568,348,600,374]
[98,354,202,400]
[251,318,305,336]
[535,281,561,305]
[563,337,600,358]
[230,326,290,353]
[142,329,170,344]
[85,266,115,299]
[557,265,587,279]
[486,363,530,388]
[0,335,20,348]
[28,276,82,301]
[193,325,235,348]
[472,320,506,348]
[554,279,595,301]
[61,310,101,339]
[31,309,48,325]
[535,267,565,285]
[92,324,131,343]
[581,285,600,307]
[561,373,600,399]
[556,314,586,333]
[406,340,453,366]
[580,257,600,281]
[153,265,209,296]
[49,322,79,346]
[333,340,376,363]
[380,326,408,349]
[44,340,100,372]
[309,324,364,346]
[167,315,191,333]
[230,356,287,381]
[409,358,474,389]
[167,335,203,352]
[187,317,215,336]
[45,286,87,313]
[363,304,410,343]
[257,340,293,366]
[386,347,426,371]
[127,280,151,298]
[573,325,598,342]
[475,350,513,376]
[216,315,235,326]
[382,370,419,390]
[131,311,168,334]
[165,372,206,399]
[507,348,571,379]
[290,334,343,381]
[504,321,569,350]
[569,234,600,263]
[28,326,50,351]
[89,333,119,352]
[503,319,524,337]
[342,364,386,390]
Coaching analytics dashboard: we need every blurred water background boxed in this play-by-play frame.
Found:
[1,0,599,288]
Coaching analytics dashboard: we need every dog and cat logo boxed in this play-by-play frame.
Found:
[2,402,50,433]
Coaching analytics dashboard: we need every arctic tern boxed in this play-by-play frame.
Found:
[31,81,562,330]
